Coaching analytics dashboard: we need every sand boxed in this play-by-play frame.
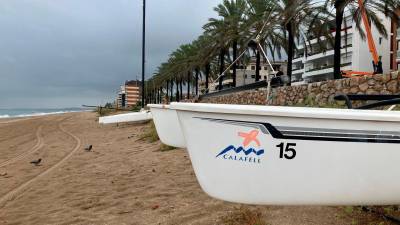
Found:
[0,112,394,225]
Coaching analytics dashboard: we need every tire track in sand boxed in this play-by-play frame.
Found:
[0,118,34,125]
[0,120,82,208]
[0,126,44,168]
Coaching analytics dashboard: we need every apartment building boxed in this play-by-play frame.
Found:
[124,80,141,107]
[116,80,142,108]
[235,58,288,86]
[292,12,393,84]
[116,85,126,109]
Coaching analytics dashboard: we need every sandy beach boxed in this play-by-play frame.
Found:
[0,112,395,225]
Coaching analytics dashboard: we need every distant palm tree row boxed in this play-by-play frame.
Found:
[144,0,399,104]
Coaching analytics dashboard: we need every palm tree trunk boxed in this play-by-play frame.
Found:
[195,68,199,96]
[334,2,344,79]
[157,88,161,104]
[180,79,183,100]
[187,71,191,99]
[176,79,179,102]
[232,40,237,87]
[166,81,169,102]
[170,80,173,102]
[255,50,261,82]
[287,21,294,86]
[219,49,225,91]
[158,87,162,103]
[205,63,210,93]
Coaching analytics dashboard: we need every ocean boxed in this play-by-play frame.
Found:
[0,108,87,119]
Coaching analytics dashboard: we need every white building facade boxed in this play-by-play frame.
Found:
[292,13,393,84]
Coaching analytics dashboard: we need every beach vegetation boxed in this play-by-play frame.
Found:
[96,107,114,117]
[219,207,268,225]
[139,121,177,151]
[140,121,159,142]
[159,143,176,152]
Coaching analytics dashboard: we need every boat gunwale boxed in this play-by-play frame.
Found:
[170,102,400,122]
[147,104,170,109]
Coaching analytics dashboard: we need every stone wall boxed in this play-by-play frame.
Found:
[198,71,400,107]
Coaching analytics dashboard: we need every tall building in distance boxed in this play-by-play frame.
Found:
[292,12,395,84]
[117,85,126,109]
[124,80,142,107]
[116,80,142,108]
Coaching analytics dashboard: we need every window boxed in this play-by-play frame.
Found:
[379,37,383,45]
[264,66,268,70]
[264,76,267,79]
[251,66,255,70]
[251,75,256,78]
[244,74,248,78]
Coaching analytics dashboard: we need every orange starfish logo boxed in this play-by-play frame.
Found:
[238,130,261,147]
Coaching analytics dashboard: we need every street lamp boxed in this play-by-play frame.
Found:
[141,0,146,108]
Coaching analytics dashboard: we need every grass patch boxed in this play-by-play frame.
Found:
[219,207,268,225]
[139,121,178,151]
[159,143,176,152]
[96,107,114,117]
[139,121,159,143]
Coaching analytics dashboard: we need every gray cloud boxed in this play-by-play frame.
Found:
[0,0,219,108]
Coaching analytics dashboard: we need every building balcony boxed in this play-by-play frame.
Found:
[297,28,353,50]
[303,62,352,78]
[304,47,353,62]
[293,57,303,63]
[292,68,304,75]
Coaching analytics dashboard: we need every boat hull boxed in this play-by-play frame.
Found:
[99,111,152,124]
[172,103,400,205]
[148,104,185,148]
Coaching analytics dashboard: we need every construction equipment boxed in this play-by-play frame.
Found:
[342,0,382,78]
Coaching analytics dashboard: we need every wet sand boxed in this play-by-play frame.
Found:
[0,112,392,224]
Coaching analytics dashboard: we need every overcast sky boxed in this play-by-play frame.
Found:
[0,0,220,108]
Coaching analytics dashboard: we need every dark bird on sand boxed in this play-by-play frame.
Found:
[85,145,93,151]
[30,158,42,166]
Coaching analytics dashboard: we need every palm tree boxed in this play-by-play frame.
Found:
[277,0,331,84]
[247,0,332,84]
[246,0,284,81]
[204,0,248,90]
[214,0,248,87]
[330,0,399,79]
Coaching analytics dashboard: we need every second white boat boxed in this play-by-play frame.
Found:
[148,104,185,148]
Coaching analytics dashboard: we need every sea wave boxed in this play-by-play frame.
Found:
[0,115,10,119]
[0,110,87,119]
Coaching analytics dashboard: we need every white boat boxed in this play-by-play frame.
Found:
[171,102,400,205]
[148,104,185,148]
[99,110,152,124]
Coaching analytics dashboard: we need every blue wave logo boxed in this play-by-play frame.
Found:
[216,145,264,158]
